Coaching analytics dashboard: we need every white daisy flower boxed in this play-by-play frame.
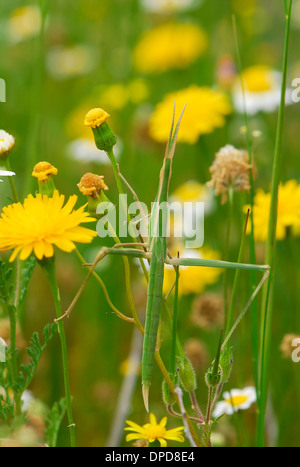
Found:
[233,65,293,115]
[0,170,15,182]
[67,137,122,165]
[213,386,257,418]
[140,0,202,13]
[0,130,15,156]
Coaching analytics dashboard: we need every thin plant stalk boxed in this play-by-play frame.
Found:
[257,0,293,447]
[6,303,22,416]
[225,210,250,337]
[232,14,259,392]
[40,258,76,447]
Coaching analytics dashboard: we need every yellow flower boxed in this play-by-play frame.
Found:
[245,180,300,242]
[0,190,97,262]
[242,65,276,93]
[32,161,58,182]
[149,85,231,144]
[133,22,207,74]
[77,173,108,198]
[163,247,223,296]
[124,413,185,447]
[84,108,110,129]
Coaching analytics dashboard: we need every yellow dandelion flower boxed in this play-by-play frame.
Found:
[0,190,97,262]
[149,85,231,144]
[163,247,223,296]
[124,413,185,447]
[133,22,207,74]
[245,180,300,242]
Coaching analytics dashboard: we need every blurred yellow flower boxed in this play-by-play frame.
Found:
[124,413,184,447]
[172,180,209,203]
[7,6,41,43]
[163,247,223,296]
[245,180,300,242]
[149,85,231,144]
[133,22,207,74]
[0,190,97,262]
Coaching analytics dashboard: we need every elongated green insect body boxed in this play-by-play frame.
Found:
[141,106,186,411]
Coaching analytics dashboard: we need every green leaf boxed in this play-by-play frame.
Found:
[45,398,67,448]
[13,322,57,394]
[18,256,37,307]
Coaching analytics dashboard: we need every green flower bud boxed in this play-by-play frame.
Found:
[219,345,233,384]
[84,108,117,153]
[205,363,223,388]
[177,356,197,392]
[162,379,176,407]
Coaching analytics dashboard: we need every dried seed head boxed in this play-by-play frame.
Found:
[207,145,252,204]
[191,293,224,330]
[77,173,108,198]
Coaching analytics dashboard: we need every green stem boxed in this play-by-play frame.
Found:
[40,257,76,447]
[257,0,293,447]
[99,192,143,333]
[4,159,18,203]
[106,147,149,280]
[232,14,259,394]
[225,210,249,337]
[7,304,22,416]
[224,187,234,321]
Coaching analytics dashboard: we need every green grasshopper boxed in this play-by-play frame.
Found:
[65,105,269,412]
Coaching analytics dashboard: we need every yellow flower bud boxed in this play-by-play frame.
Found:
[84,108,117,153]
[32,161,57,196]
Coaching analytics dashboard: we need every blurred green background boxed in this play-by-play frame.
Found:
[0,0,299,447]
